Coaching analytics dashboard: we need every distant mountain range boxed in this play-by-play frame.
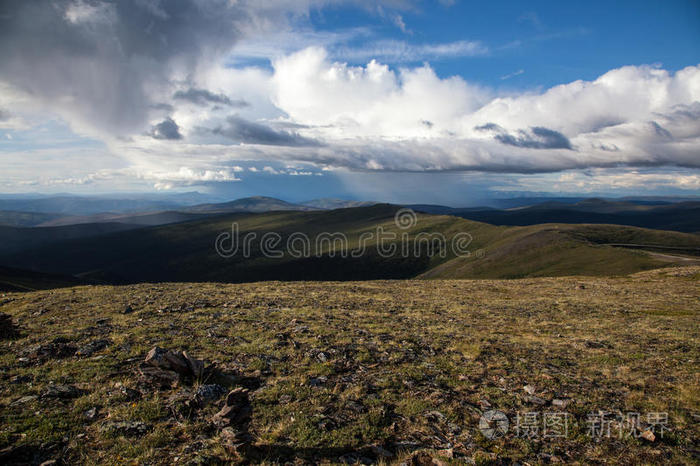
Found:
[408,198,700,233]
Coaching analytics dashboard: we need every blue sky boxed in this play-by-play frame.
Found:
[309,0,700,87]
[0,0,699,204]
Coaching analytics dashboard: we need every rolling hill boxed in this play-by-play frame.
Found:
[410,199,700,233]
[0,222,149,256]
[0,210,64,227]
[2,205,698,284]
[37,210,213,227]
[184,196,316,214]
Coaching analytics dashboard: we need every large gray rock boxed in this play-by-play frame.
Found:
[42,384,83,399]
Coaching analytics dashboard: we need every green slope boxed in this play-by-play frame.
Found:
[420,223,696,279]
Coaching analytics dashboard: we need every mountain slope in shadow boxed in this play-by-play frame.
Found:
[2,205,699,284]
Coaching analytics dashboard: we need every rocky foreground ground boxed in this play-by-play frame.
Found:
[0,267,699,465]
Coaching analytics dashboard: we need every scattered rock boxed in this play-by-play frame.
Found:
[641,430,656,442]
[584,340,613,349]
[316,352,328,362]
[167,389,197,419]
[10,374,33,384]
[537,452,562,463]
[42,384,83,399]
[183,351,204,379]
[164,351,191,376]
[12,395,37,405]
[370,445,393,458]
[308,376,327,387]
[195,384,227,407]
[552,398,570,408]
[101,421,150,437]
[24,338,77,361]
[447,423,461,435]
[219,427,251,457]
[144,346,170,369]
[523,395,547,405]
[143,346,207,381]
[346,400,366,413]
[523,384,536,395]
[424,410,446,422]
[211,388,252,428]
[84,407,98,420]
[339,452,373,464]
[405,450,448,466]
[0,313,19,339]
[318,417,336,431]
[137,363,180,389]
[76,339,111,357]
[119,386,142,401]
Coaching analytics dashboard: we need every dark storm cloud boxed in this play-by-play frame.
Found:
[650,121,672,138]
[212,116,321,147]
[474,122,504,132]
[173,88,249,107]
[150,117,182,140]
[476,123,573,150]
[151,103,175,112]
[0,0,243,136]
[660,102,700,122]
[596,143,620,152]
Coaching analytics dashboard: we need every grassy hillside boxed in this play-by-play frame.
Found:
[423,223,700,279]
[2,205,699,284]
[0,267,698,464]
